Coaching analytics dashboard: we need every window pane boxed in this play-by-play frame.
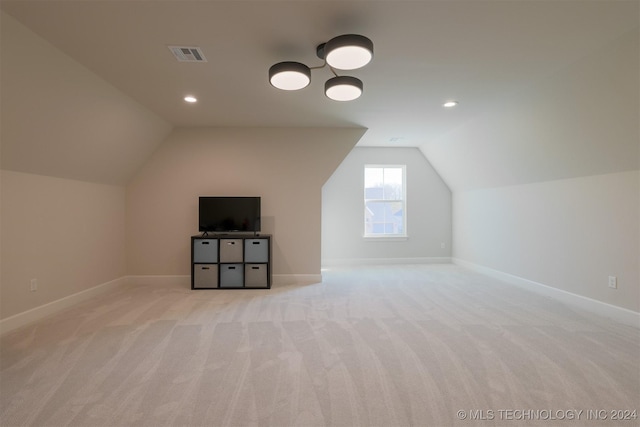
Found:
[364,200,404,235]
[382,167,403,200]
[364,168,383,199]
[364,167,382,187]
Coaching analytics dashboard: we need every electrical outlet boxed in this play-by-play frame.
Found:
[608,276,617,289]
[30,279,38,292]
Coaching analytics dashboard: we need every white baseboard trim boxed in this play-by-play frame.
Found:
[273,274,322,286]
[453,258,640,328]
[126,274,321,287]
[0,276,128,336]
[126,275,191,287]
[322,257,451,267]
[0,273,320,335]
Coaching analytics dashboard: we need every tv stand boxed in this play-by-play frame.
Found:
[191,234,272,289]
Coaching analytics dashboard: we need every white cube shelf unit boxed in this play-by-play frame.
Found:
[191,234,272,289]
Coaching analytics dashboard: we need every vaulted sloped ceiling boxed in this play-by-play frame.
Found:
[0,12,172,185]
[1,1,638,189]
[421,27,639,192]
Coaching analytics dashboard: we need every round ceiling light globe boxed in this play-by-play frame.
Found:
[325,76,363,101]
[269,62,311,90]
[324,34,373,70]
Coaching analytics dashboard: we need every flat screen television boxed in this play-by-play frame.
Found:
[199,196,261,233]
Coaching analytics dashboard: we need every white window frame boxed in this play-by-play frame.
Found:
[363,164,407,239]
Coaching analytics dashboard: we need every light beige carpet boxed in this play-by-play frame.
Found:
[1,264,638,426]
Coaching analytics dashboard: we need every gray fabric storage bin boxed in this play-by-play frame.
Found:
[193,264,218,288]
[193,239,218,263]
[244,264,268,287]
[219,239,243,262]
[244,239,269,263]
[220,264,244,287]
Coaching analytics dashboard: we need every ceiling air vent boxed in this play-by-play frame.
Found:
[168,46,207,62]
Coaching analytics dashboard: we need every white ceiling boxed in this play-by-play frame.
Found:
[2,0,637,148]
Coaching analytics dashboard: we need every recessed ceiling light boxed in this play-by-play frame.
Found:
[443,101,458,108]
[184,95,197,103]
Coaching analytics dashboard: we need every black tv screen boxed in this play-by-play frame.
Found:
[199,196,261,232]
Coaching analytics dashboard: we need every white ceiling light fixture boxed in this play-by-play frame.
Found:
[325,76,363,101]
[323,34,374,70]
[184,95,198,103]
[443,101,459,108]
[269,61,311,90]
[268,34,373,101]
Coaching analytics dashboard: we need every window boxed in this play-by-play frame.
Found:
[364,165,406,237]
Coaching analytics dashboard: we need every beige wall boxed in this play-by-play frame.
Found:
[453,171,639,312]
[126,127,364,277]
[424,26,639,314]
[322,147,452,264]
[1,170,127,320]
[453,171,640,311]
[0,11,168,324]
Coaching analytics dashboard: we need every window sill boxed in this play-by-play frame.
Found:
[363,235,408,241]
